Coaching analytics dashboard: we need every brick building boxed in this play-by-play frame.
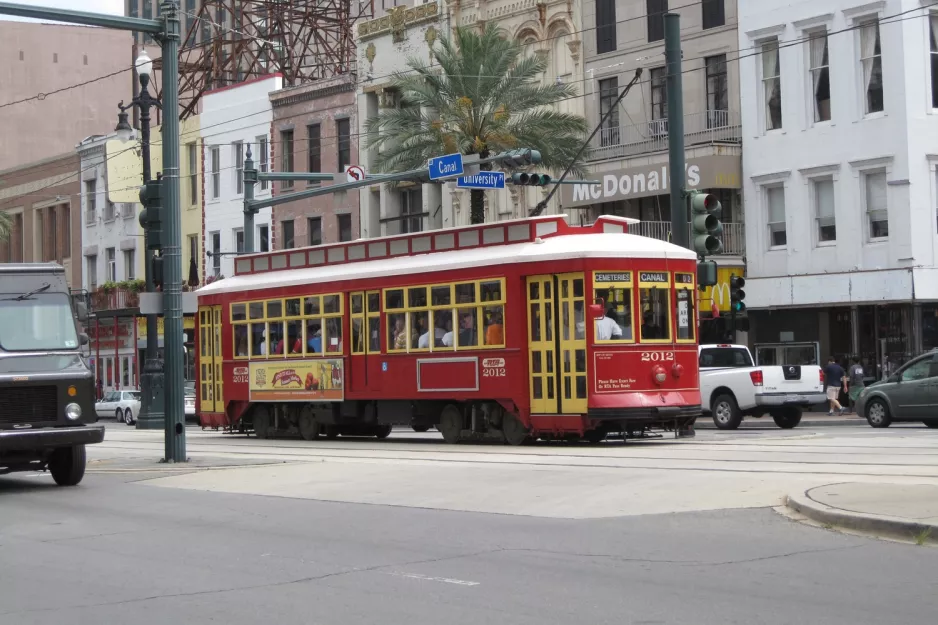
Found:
[269,74,360,249]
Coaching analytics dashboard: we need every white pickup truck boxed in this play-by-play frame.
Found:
[698,344,826,429]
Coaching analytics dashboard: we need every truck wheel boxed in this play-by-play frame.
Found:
[865,399,892,428]
[711,394,742,430]
[374,424,393,439]
[438,405,463,444]
[49,445,86,486]
[772,407,802,429]
[253,406,271,439]
[298,406,320,441]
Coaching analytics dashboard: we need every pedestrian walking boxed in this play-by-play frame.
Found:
[847,357,865,413]
[823,356,847,415]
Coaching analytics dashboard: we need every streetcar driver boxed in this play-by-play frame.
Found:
[595,308,624,340]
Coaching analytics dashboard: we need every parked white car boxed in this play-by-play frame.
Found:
[698,344,826,429]
[185,386,196,420]
[95,390,141,425]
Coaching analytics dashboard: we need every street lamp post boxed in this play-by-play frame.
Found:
[116,48,165,430]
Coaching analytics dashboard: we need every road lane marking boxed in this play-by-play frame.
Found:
[386,571,479,586]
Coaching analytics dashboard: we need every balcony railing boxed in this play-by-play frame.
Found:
[590,110,741,161]
[89,287,140,312]
[627,220,745,256]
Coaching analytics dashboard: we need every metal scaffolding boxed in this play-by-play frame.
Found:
[155,0,373,119]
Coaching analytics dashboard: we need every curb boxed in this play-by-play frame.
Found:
[786,485,938,544]
[696,419,865,430]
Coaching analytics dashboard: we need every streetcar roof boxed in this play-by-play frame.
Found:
[196,230,697,298]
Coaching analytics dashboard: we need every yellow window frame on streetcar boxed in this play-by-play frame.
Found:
[231,294,344,360]
[637,271,673,344]
[674,272,696,343]
[591,270,636,344]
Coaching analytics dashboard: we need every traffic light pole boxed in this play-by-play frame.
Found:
[664,13,689,250]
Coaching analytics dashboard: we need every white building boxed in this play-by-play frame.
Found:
[738,0,938,371]
[201,75,282,278]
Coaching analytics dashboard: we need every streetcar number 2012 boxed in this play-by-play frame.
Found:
[641,352,675,362]
[483,367,506,377]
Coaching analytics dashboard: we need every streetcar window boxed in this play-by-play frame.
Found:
[388,313,407,351]
[385,289,404,310]
[266,300,283,318]
[573,278,584,299]
[408,287,427,308]
[456,283,475,303]
[368,317,380,352]
[352,317,364,354]
[638,274,672,342]
[305,320,322,354]
[323,295,340,314]
[249,302,263,320]
[268,321,285,354]
[480,281,501,302]
[232,304,246,322]
[287,320,302,354]
[250,322,267,356]
[431,285,451,306]
[367,292,380,314]
[285,298,301,317]
[325,317,342,352]
[675,273,696,342]
[482,305,504,346]
[234,326,248,357]
[351,293,364,315]
[304,296,320,316]
[433,309,454,347]
[457,309,478,347]
[592,271,634,344]
[411,310,430,348]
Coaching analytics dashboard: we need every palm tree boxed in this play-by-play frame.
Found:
[366,24,587,224]
[0,210,11,243]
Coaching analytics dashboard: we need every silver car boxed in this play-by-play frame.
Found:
[857,352,938,428]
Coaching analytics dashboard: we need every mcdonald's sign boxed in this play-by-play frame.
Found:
[699,265,745,314]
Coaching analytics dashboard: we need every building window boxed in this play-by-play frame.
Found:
[809,31,831,122]
[86,255,97,290]
[234,229,244,254]
[646,0,667,43]
[930,13,938,108]
[595,0,617,54]
[61,205,70,258]
[598,77,619,146]
[257,136,269,190]
[123,249,135,280]
[188,235,198,277]
[761,39,782,131]
[49,208,57,262]
[705,54,728,128]
[280,129,294,189]
[701,0,724,30]
[258,225,270,252]
[34,209,43,261]
[337,119,350,174]
[106,247,116,282]
[187,142,198,205]
[211,231,221,276]
[650,67,667,122]
[307,124,321,176]
[338,214,352,242]
[281,219,295,249]
[766,186,787,248]
[859,19,884,115]
[104,200,116,222]
[210,146,220,198]
[401,189,423,234]
[84,179,96,224]
[864,171,888,239]
[233,141,244,194]
[308,217,322,246]
[814,178,836,243]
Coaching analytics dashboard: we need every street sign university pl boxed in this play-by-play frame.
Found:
[428,153,464,181]
[456,171,505,190]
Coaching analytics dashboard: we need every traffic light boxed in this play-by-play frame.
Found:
[690,191,723,256]
[697,260,718,288]
[511,172,552,186]
[492,148,542,168]
[730,274,746,313]
[138,179,163,251]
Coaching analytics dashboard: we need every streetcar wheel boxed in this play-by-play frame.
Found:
[375,424,392,439]
[438,405,463,444]
[584,428,606,444]
[502,413,530,446]
[253,406,271,439]
[772,407,802,429]
[412,424,431,433]
[298,406,320,441]
[324,425,340,439]
[711,393,742,430]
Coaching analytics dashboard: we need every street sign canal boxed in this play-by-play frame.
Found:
[427,153,464,181]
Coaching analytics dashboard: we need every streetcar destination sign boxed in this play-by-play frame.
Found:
[639,272,669,283]
[428,153,464,181]
[456,171,505,189]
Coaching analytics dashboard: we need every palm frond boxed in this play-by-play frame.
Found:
[0,211,11,242]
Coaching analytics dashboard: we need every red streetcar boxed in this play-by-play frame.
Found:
[194,215,701,444]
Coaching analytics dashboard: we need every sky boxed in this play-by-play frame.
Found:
[0,0,124,22]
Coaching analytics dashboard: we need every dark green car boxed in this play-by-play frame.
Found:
[856,352,938,428]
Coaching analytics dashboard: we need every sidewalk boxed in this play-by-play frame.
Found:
[695,413,867,429]
[787,483,938,544]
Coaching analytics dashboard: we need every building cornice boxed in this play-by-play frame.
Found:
[271,80,356,108]
[358,1,440,41]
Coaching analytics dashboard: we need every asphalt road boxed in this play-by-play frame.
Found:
[2,426,936,624]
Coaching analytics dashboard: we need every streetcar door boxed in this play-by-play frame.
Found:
[350,292,366,391]
[212,305,224,413]
[526,273,588,414]
[198,305,224,414]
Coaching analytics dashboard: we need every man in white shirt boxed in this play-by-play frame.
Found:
[418,327,446,348]
[595,310,624,341]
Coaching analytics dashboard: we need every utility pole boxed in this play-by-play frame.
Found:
[664,12,688,250]
[243,146,257,253]
[158,0,186,463]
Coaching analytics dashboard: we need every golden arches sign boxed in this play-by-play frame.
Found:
[699,266,743,313]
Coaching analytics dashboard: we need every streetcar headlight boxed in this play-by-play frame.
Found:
[65,403,82,420]
[653,366,667,385]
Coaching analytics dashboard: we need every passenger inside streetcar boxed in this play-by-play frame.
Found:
[458,310,477,347]
[306,322,322,353]
[418,312,445,348]
[439,314,454,347]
